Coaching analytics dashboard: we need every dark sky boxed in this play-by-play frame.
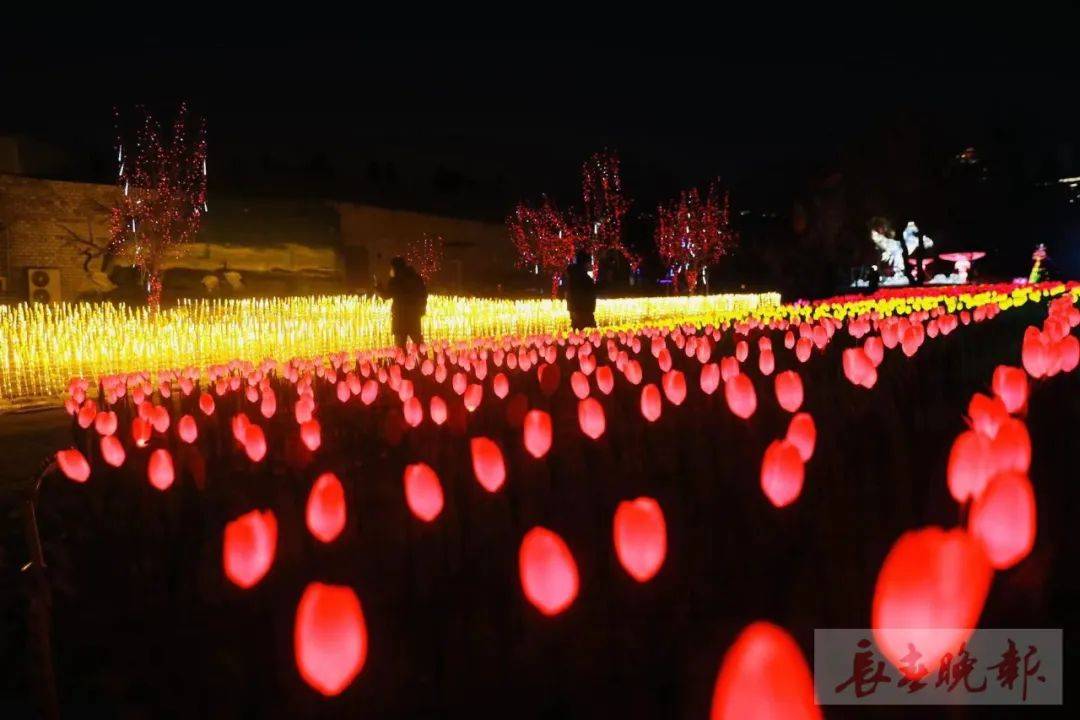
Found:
[4,44,1080,221]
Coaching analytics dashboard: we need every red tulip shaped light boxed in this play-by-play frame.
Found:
[724,374,757,419]
[577,397,606,439]
[595,365,614,395]
[968,471,1036,570]
[523,410,553,458]
[640,383,662,422]
[57,448,90,483]
[613,497,667,582]
[785,412,817,462]
[519,527,579,616]
[294,582,367,697]
[760,440,805,508]
[429,396,448,426]
[710,621,820,720]
[223,509,278,589]
[148,448,175,491]
[947,430,994,503]
[306,472,346,543]
[470,436,506,492]
[992,365,1028,413]
[662,370,687,406]
[404,462,444,522]
[700,363,720,395]
[100,435,126,467]
[872,527,993,677]
[774,370,803,413]
[178,414,198,444]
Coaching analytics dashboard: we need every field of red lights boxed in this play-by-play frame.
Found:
[19,282,1080,718]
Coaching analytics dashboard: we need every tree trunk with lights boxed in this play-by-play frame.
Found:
[655,181,737,295]
[580,151,638,280]
[110,104,207,310]
[507,199,578,298]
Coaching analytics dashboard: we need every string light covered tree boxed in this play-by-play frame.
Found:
[405,233,444,282]
[507,198,578,297]
[580,151,638,277]
[110,103,208,309]
[655,181,737,293]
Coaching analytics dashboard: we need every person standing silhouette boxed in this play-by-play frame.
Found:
[376,257,428,347]
[564,250,597,330]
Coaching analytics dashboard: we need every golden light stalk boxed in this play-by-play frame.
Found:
[0,292,779,403]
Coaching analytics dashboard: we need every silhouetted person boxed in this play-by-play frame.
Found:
[376,257,427,347]
[565,250,597,330]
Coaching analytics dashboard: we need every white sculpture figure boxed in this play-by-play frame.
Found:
[903,221,933,258]
[871,228,905,278]
[870,221,934,284]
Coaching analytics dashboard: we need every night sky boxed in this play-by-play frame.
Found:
[3,48,1076,210]
[4,41,1080,283]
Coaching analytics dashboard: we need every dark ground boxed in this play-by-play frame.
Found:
[1,304,1076,719]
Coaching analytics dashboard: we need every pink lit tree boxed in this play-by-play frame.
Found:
[109,103,208,309]
[507,198,578,297]
[655,181,737,293]
[405,233,444,282]
[580,151,638,277]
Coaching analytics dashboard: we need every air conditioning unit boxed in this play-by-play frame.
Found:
[27,268,62,303]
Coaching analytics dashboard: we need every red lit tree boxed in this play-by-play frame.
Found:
[110,104,208,309]
[580,151,637,277]
[405,233,444,282]
[655,181,737,293]
[507,198,578,297]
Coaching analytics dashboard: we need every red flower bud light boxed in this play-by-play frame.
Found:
[294,582,367,696]
[470,436,506,492]
[613,497,667,582]
[403,462,443,522]
[223,509,277,589]
[307,472,346,543]
[519,527,579,616]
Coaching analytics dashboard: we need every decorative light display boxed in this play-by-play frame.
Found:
[871,526,993,678]
[404,233,445,282]
[612,497,667,582]
[294,582,368,696]
[710,621,821,720]
[223,509,278,589]
[507,198,578,297]
[29,278,1080,713]
[0,290,778,402]
[655,181,737,293]
[580,151,638,276]
[518,526,579,616]
[110,104,208,309]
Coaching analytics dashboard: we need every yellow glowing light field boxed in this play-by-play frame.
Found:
[0,292,779,403]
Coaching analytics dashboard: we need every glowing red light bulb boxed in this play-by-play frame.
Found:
[613,497,666,582]
[147,448,174,491]
[523,410,553,458]
[56,448,90,483]
[872,527,992,678]
[307,472,346,543]
[294,582,367,697]
[403,462,443,521]
[710,621,820,720]
[519,527,579,616]
[223,509,277,588]
[760,439,805,508]
[470,436,506,492]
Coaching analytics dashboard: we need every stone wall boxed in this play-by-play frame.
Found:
[337,203,519,294]
[0,174,116,301]
[0,174,513,303]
